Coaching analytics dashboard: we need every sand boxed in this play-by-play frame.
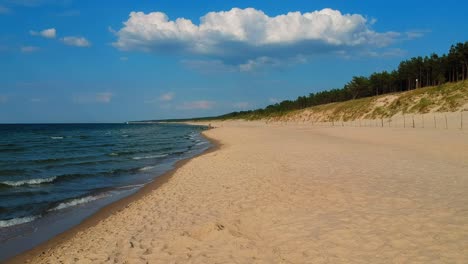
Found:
[9,121,468,263]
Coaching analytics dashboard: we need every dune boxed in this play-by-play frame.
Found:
[10,121,468,263]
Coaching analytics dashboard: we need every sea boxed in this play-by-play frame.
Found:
[0,123,211,261]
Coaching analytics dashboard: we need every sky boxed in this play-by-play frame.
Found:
[0,0,467,123]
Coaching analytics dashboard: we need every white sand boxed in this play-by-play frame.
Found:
[12,122,468,263]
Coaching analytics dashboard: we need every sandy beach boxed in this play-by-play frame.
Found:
[9,121,468,263]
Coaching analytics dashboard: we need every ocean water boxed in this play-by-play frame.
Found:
[0,123,210,259]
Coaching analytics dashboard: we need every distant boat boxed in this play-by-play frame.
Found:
[125,122,129,125]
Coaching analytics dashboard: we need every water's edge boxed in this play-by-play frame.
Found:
[4,128,220,263]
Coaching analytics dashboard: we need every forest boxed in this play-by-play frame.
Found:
[217,41,468,120]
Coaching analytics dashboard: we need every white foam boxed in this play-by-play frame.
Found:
[195,141,208,146]
[1,176,57,187]
[49,194,108,211]
[50,136,63,139]
[109,152,119,156]
[0,215,38,228]
[132,154,168,160]
[139,166,156,171]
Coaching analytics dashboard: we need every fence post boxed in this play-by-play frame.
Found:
[434,115,437,129]
[461,111,463,129]
[445,114,448,129]
[412,116,415,128]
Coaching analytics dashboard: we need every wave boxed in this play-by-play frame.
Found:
[139,166,156,171]
[0,176,57,187]
[132,154,168,160]
[195,141,208,146]
[49,194,108,211]
[0,215,39,228]
[50,136,64,140]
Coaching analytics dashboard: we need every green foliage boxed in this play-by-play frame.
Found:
[137,41,468,123]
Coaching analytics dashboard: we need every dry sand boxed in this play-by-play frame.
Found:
[10,121,468,263]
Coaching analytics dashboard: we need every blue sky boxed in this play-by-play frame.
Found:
[0,0,467,123]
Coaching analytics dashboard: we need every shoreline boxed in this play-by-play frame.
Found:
[6,132,221,264]
[7,122,468,263]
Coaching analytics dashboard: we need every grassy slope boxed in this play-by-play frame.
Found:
[243,81,468,122]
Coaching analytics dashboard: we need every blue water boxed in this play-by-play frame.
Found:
[0,123,210,230]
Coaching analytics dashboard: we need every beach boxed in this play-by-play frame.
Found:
[9,121,468,263]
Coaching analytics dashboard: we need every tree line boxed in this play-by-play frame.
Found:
[219,41,468,119]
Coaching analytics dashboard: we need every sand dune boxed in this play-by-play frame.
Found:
[10,122,468,263]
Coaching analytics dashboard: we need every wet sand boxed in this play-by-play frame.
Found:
[9,121,468,263]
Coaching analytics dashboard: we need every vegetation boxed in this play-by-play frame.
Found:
[214,41,468,121]
[134,41,468,123]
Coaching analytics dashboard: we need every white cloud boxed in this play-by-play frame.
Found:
[73,92,113,104]
[113,8,400,68]
[177,100,215,110]
[233,102,250,109]
[21,45,40,53]
[30,28,56,39]
[159,92,175,102]
[61,36,91,47]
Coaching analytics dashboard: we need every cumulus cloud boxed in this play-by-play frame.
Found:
[177,100,215,110]
[21,45,40,53]
[61,36,91,47]
[73,92,113,104]
[30,28,56,38]
[113,8,400,68]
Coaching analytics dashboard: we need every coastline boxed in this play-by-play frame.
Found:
[8,121,468,263]
[6,132,221,264]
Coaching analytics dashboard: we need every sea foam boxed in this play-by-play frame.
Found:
[49,194,108,211]
[0,215,38,228]
[1,176,57,187]
[132,154,168,160]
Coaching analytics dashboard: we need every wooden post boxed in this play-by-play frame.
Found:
[445,114,448,129]
[434,115,437,129]
[381,118,384,127]
[412,116,415,128]
[461,111,464,129]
